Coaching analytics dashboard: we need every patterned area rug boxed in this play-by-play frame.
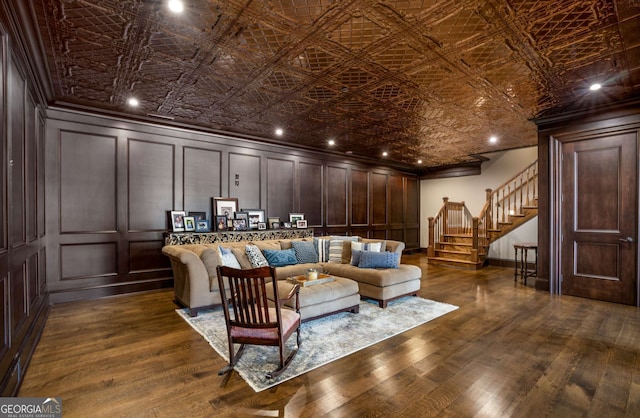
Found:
[177,297,458,392]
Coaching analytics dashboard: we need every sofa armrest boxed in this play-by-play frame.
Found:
[162,246,211,305]
[385,240,405,254]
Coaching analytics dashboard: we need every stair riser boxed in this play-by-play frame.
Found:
[434,251,473,261]
[437,243,472,251]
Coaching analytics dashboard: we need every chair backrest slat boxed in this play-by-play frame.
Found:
[217,266,279,328]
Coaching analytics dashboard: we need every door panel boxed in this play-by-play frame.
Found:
[561,133,637,305]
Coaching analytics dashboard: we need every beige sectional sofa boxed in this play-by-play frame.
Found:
[162,236,422,317]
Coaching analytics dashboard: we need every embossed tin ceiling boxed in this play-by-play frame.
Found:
[32,0,640,170]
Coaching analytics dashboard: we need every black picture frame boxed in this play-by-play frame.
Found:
[188,211,207,221]
[215,215,228,231]
[170,210,186,232]
[232,218,248,231]
[242,209,266,229]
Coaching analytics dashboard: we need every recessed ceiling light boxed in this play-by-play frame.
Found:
[168,0,184,13]
[589,83,602,91]
[382,151,388,157]
[275,128,284,136]
[489,136,498,143]
[417,159,423,164]
[328,139,335,146]
[127,98,139,107]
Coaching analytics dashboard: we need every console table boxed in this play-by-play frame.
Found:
[164,228,314,245]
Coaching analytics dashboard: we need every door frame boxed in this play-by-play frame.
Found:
[548,125,640,306]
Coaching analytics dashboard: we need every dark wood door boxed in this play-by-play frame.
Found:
[561,133,637,305]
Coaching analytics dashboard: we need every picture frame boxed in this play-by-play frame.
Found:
[188,211,207,221]
[296,219,308,229]
[184,216,196,232]
[213,197,239,219]
[283,222,292,229]
[289,213,305,223]
[170,210,186,232]
[242,209,266,229]
[232,218,248,231]
[215,215,228,231]
[195,219,210,232]
[257,222,267,230]
[235,211,249,226]
[268,217,280,229]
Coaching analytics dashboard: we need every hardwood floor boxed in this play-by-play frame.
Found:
[19,254,640,417]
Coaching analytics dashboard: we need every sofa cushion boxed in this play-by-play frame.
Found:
[348,241,383,264]
[323,263,421,287]
[231,247,253,269]
[292,240,319,263]
[263,248,298,267]
[253,241,282,251]
[245,244,269,267]
[358,251,400,269]
[220,252,242,269]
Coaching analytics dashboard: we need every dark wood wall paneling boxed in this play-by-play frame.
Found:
[0,32,49,395]
[44,108,420,305]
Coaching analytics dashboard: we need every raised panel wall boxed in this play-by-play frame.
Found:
[326,166,348,227]
[371,172,388,225]
[9,58,25,248]
[183,147,221,220]
[229,153,260,210]
[60,131,117,233]
[351,170,368,226]
[267,158,295,223]
[298,162,323,227]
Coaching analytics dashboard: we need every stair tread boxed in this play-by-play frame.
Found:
[436,249,472,255]
[427,256,483,265]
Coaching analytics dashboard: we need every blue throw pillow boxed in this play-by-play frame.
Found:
[292,241,319,263]
[262,249,299,267]
[219,246,233,255]
[350,249,362,266]
[358,251,400,269]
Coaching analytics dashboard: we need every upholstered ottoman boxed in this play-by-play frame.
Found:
[267,276,360,322]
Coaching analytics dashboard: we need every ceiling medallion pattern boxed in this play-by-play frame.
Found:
[34,0,640,170]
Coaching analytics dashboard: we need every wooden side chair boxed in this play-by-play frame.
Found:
[216,265,301,379]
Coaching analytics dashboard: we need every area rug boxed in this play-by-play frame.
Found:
[177,297,458,392]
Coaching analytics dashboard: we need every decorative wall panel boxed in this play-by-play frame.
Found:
[10,264,26,337]
[60,132,117,233]
[229,153,261,210]
[129,240,170,273]
[60,243,117,280]
[266,158,295,222]
[390,175,404,225]
[371,173,388,225]
[28,253,38,307]
[9,58,25,248]
[298,162,323,227]
[326,166,348,227]
[183,147,221,220]
[26,94,37,242]
[0,275,7,360]
[351,170,368,226]
[128,139,174,231]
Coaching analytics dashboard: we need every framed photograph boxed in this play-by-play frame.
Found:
[184,216,196,232]
[289,213,305,223]
[232,218,248,231]
[215,215,228,231]
[257,222,267,230]
[267,217,280,229]
[195,219,210,232]
[170,210,186,232]
[296,219,308,229]
[242,209,266,229]
[213,197,239,219]
[283,222,292,229]
[235,211,249,226]
[188,211,207,221]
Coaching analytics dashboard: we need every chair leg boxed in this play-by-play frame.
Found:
[218,344,246,376]
[266,327,301,379]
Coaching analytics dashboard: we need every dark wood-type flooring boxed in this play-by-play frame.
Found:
[18,254,640,417]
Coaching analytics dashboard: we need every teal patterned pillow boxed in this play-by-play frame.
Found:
[263,249,298,267]
[358,251,400,269]
[292,241,318,263]
[245,244,269,268]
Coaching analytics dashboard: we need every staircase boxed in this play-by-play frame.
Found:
[427,161,538,269]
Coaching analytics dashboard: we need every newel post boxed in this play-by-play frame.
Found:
[471,217,479,263]
[428,217,435,257]
[485,188,493,229]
